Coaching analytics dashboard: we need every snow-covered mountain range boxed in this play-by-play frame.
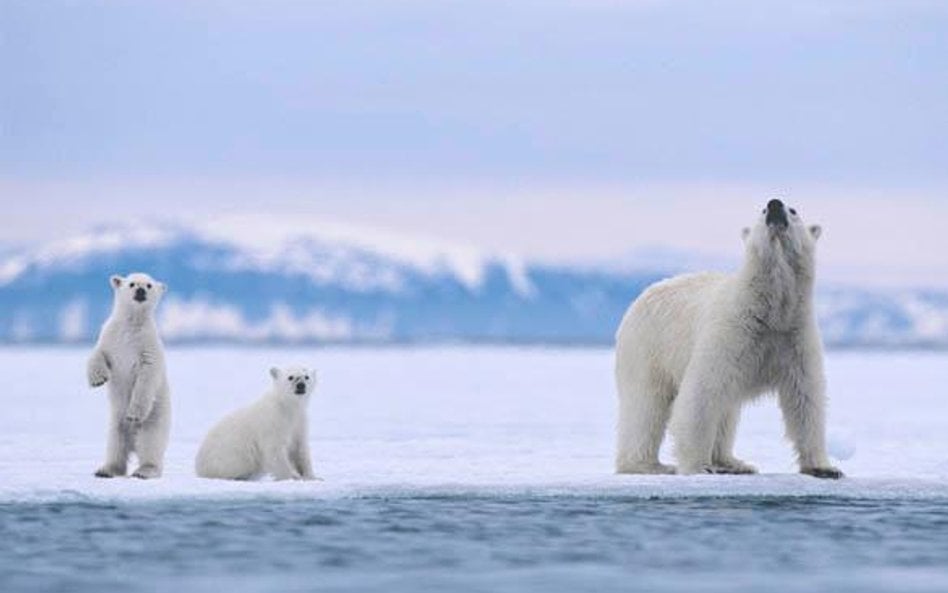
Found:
[0,221,945,347]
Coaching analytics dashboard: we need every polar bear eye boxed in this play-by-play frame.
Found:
[305,375,310,381]
[147,283,153,289]
[288,376,295,382]
[789,208,797,216]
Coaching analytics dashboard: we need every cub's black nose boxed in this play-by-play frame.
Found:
[765,199,788,227]
[295,382,306,395]
[134,287,147,302]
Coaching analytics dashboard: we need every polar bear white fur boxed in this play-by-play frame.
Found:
[87,272,171,479]
[195,366,318,481]
[614,199,843,479]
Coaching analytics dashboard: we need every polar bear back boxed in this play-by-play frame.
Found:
[616,272,729,388]
[196,401,263,479]
[195,395,299,480]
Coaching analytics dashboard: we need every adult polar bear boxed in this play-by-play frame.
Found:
[614,199,842,478]
[87,273,171,479]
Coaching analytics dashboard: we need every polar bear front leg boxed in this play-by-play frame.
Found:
[778,383,843,479]
[670,376,725,475]
[710,405,757,474]
[87,349,111,388]
[266,445,302,481]
[290,434,318,481]
[778,348,843,480]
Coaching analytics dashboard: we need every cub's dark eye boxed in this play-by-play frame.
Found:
[789,208,797,215]
[147,283,153,289]
[304,375,310,381]
[130,282,136,288]
[288,376,295,382]
[761,209,766,214]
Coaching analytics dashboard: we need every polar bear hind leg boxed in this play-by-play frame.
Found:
[131,416,169,479]
[615,370,676,475]
[95,409,130,478]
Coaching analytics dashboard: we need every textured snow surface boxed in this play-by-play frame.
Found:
[1,347,947,502]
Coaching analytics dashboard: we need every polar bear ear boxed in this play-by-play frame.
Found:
[741,227,751,242]
[269,367,281,381]
[110,275,124,289]
[157,282,168,294]
[310,369,318,384]
[809,225,822,240]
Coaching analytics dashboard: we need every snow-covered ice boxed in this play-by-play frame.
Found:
[1,346,946,502]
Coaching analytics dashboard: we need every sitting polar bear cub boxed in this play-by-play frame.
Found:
[615,199,843,479]
[196,366,319,481]
[87,273,171,479]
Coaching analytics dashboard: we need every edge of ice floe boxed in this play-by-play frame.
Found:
[4,475,948,505]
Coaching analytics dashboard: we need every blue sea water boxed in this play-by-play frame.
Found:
[3,494,948,593]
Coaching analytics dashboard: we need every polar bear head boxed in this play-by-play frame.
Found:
[110,272,167,313]
[741,199,821,271]
[270,365,318,398]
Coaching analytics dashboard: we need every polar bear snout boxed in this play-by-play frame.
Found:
[270,366,317,397]
[765,198,788,228]
[112,273,166,310]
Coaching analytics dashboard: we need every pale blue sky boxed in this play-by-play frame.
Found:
[1,1,947,282]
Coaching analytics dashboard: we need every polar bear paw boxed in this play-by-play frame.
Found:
[801,466,844,480]
[131,464,162,480]
[124,404,152,426]
[709,458,758,475]
[124,410,146,425]
[273,470,303,481]
[617,461,677,475]
[94,465,125,478]
[87,365,110,388]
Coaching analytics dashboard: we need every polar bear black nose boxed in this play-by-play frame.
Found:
[765,199,788,227]
[294,382,306,395]
[134,287,147,302]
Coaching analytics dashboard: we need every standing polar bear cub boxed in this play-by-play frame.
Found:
[615,200,842,478]
[87,273,171,479]
[196,366,318,481]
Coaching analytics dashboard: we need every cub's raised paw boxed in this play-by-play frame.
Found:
[88,369,110,388]
[801,466,844,480]
[124,410,146,425]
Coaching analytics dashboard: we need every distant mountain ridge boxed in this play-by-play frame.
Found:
[0,222,945,347]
